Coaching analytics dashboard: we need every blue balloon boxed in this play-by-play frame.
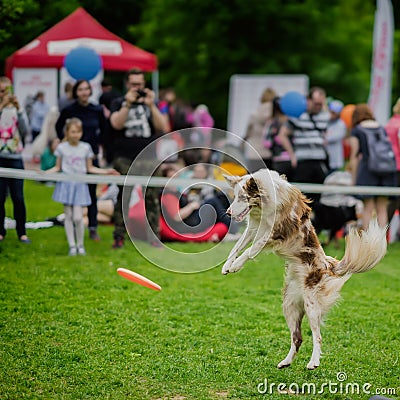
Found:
[64,47,102,81]
[280,91,307,118]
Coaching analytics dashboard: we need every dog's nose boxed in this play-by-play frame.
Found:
[226,208,232,216]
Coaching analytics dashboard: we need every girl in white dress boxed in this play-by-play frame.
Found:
[47,118,119,255]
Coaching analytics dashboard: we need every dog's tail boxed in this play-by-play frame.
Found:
[335,219,387,276]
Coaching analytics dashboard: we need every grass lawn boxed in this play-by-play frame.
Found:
[1,181,399,399]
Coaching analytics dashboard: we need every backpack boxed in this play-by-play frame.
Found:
[0,107,23,154]
[360,125,397,175]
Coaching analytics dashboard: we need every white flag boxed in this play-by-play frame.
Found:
[368,0,394,125]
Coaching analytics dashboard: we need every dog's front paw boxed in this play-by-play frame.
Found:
[227,259,244,274]
[222,257,246,274]
[221,258,243,274]
[221,260,234,275]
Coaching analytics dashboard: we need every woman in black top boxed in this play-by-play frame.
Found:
[56,80,107,241]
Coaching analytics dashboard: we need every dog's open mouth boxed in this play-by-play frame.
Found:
[233,206,251,222]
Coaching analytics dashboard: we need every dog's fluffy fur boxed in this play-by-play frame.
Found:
[222,169,387,370]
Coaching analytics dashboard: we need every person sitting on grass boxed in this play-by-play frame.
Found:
[45,118,119,256]
[159,163,233,242]
[40,138,60,172]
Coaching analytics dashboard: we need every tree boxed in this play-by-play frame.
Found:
[1,0,398,128]
[0,0,80,77]
[132,0,377,128]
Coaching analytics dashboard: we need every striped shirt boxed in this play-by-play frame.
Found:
[288,111,330,161]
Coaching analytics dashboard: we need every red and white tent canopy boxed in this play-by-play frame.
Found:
[5,7,157,77]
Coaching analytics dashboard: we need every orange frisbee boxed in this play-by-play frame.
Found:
[117,268,161,291]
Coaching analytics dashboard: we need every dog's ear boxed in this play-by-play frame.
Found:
[223,174,239,188]
[245,177,257,192]
[244,177,261,198]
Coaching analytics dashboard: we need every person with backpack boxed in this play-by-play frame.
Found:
[0,76,31,243]
[348,103,397,230]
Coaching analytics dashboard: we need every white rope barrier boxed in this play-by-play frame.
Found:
[1,167,400,196]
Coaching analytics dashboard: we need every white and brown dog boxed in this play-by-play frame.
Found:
[222,169,387,370]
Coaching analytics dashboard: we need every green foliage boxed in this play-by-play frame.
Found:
[82,0,145,40]
[0,181,399,399]
[133,0,377,127]
[0,0,37,60]
[0,0,80,77]
[1,1,399,128]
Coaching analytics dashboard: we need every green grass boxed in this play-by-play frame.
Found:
[1,181,399,399]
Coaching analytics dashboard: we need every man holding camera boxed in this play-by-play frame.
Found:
[109,68,167,248]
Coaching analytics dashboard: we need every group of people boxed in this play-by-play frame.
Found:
[158,162,238,242]
[2,69,400,253]
[244,85,400,234]
[0,70,222,254]
[245,87,347,189]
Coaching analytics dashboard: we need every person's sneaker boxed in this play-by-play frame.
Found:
[89,229,100,241]
[112,236,124,249]
[19,235,32,244]
[77,246,86,256]
[68,246,77,256]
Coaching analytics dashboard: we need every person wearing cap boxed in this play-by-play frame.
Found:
[325,99,347,173]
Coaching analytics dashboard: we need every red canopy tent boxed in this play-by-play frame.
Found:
[5,7,157,77]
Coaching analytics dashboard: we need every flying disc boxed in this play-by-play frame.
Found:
[117,268,161,291]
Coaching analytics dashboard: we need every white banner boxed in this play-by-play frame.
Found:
[47,38,122,55]
[13,68,58,109]
[227,75,309,146]
[368,0,394,125]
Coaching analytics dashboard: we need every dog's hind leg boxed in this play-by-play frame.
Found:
[277,283,304,369]
[303,293,323,370]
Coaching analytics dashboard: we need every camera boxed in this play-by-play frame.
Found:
[136,89,146,98]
